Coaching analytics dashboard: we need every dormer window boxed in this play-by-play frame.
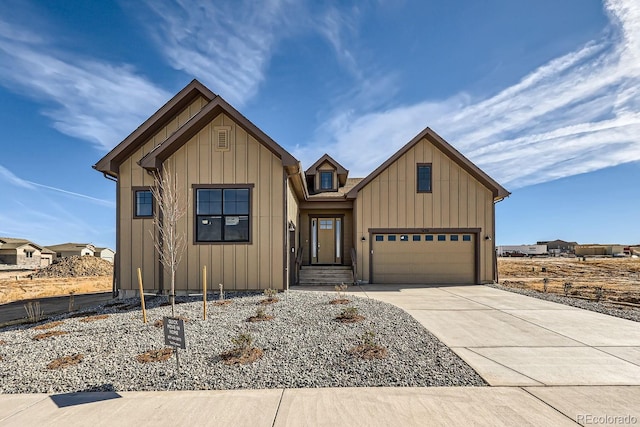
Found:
[320,171,333,190]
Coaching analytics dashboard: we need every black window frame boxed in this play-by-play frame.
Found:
[319,171,334,190]
[193,184,254,244]
[417,163,432,193]
[133,187,154,218]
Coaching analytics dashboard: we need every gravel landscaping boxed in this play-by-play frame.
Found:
[488,283,640,322]
[0,291,486,393]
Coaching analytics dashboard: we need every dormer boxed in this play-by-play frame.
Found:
[305,154,349,194]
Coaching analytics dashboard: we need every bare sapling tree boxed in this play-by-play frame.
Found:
[150,165,186,316]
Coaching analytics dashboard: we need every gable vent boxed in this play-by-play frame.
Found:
[214,126,232,151]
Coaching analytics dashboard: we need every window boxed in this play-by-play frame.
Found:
[195,187,251,243]
[450,235,459,241]
[417,163,432,193]
[437,235,446,241]
[320,171,333,190]
[463,235,471,242]
[413,235,421,241]
[375,235,384,242]
[25,251,34,258]
[388,235,396,241]
[134,189,153,217]
[319,219,333,229]
[400,235,408,241]
[426,235,434,241]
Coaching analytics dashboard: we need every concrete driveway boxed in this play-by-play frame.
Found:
[347,284,640,387]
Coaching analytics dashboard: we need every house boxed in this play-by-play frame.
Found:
[497,245,548,257]
[0,237,52,268]
[94,80,509,297]
[47,243,96,259]
[94,247,115,263]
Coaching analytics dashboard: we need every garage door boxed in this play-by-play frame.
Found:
[372,232,476,284]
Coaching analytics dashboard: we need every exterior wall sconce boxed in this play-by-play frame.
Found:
[361,236,366,241]
[485,236,492,241]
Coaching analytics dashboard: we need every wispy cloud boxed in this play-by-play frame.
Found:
[0,164,114,207]
[0,17,170,152]
[299,0,640,189]
[130,0,301,106]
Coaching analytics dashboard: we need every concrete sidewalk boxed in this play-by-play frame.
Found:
[2,386,638,426]
[348,284,640,386]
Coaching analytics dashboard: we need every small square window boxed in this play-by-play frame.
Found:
[463,235,471,242]
[375,235,384,242]
[437,235,446,241]
[400,235,408,241]
[388,235,396,242]
[426,235,434,241]
[413,235,421,241]
[450,235,459,241]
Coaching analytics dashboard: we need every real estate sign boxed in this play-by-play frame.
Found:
[163,317,186,349]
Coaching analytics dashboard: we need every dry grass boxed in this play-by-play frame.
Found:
[0,275,111,304]
[220,347,264,365]
[499,257,640,303]
[79,314,109,322]
[47,354,83,370]
[136,348,173,363]
[33,321,65,330]
[33,331,69,341]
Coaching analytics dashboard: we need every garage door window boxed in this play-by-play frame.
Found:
[426,235,434,241]
[388,235,396,241]
[437,235,446,241]
[413,235,421,241]
[450,235,459,241]
[400,235,408,241]
[375,235,383,241]
[463,235,471,241]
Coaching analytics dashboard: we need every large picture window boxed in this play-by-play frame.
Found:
[195,186,252,243]
[134,188,153,218]
[417,163,432,193]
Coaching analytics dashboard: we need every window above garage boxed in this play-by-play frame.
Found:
[417,163,432,193]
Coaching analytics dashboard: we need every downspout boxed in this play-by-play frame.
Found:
[111,174,119,298]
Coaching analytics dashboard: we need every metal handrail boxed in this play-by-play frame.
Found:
[294,247,303,285]
[350,247,357,284]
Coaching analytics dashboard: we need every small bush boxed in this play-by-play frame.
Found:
[24,301,43,323]
[349,330,388,360]
[247,307,274,322]
[563,282,573,296]
[335,306,365,323]
[330,283,350,304]
[221,332,263,365]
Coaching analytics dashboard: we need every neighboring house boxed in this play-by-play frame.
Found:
[537,239,577,254]
[0,237,52,268]
[94,247,115,263]
[497,245,548,257]
[94,80,509,297]
[47,243,96,259]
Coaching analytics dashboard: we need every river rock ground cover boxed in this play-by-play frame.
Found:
[0,291,486,393]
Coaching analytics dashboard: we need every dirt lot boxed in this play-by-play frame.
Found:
[0,275,112,304]
[499,257,640,304]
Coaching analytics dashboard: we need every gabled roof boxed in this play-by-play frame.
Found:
[47,243,96,252]
[305,154,349,187]
[346,127,510,201]
[0,237,44,251]
[94,80,216,177]
[138,93,298,170]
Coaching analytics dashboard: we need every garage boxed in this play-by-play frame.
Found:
[371,231,477,284]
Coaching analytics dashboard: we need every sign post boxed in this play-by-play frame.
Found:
[163,316,186,371]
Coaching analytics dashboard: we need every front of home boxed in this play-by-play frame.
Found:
[0,237,51,268]
[94,80,509,297]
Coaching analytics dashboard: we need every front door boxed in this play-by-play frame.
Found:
[311,217,342,264]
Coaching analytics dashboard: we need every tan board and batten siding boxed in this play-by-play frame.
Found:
[354,137,495,284]
[119,101,286,292]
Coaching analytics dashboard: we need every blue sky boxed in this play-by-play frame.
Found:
[0,0,638,248]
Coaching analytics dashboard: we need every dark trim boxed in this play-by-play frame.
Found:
[192,184,254,245]
[132,186,154,219]
[368,227,481,284]
[308,214,345,265]
[94,79,216,175]
[299,200,352,210]
[305,153,349,176]
[283,170,288,291]
[416,163,433,194]
[139,96,298,170]
[346,127,510,201]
